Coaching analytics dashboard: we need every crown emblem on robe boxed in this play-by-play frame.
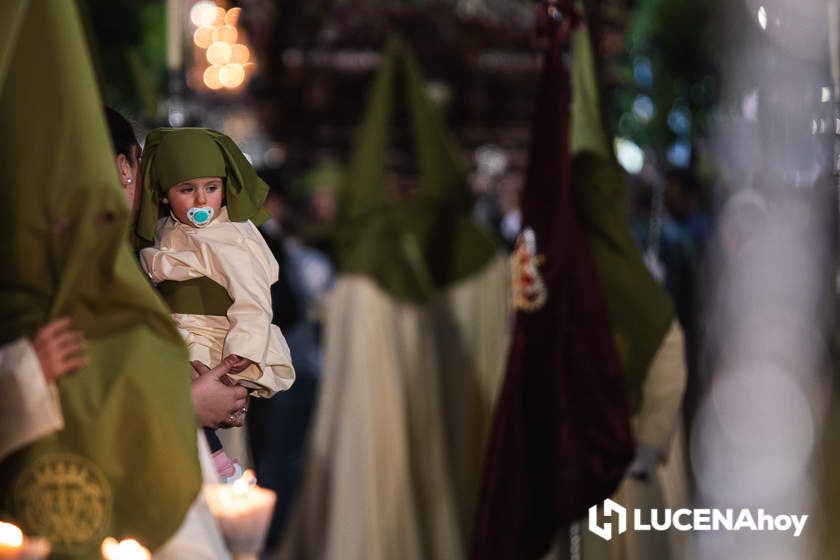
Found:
[511,228,547,312]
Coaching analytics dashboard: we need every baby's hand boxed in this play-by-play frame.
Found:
[225,355,254,374]
[30,317,89,383]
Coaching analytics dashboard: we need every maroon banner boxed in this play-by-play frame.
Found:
[471,4,634,558]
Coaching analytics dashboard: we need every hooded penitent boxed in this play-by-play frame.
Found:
[471,4,635,559]
[281,34,509,560]
[569,21,674,413]
[0,1,201,557]
[569,17,688,560]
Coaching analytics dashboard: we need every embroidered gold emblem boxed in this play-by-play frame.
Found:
[511,228,547,311]
[13,453,111,554]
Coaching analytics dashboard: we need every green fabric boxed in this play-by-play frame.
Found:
[0,1,201,557]
[570,24,610,159]
[337,34,497,302]
[137,127,270,241]
[154,129,226,190]
[570,24,674,412]
[158,278,233,317]
[0,0,26,94]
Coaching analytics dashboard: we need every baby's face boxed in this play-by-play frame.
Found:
[164,176,223,227]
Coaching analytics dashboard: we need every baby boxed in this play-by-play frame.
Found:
[136,128,295,481]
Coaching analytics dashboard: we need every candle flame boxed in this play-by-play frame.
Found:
[101,537,151,560]
[231,468,257,494]
[0,521,23,548]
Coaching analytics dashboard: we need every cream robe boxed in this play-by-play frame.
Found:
[140,208,295,398]
[280,254,510,560]
[0,338,63,461]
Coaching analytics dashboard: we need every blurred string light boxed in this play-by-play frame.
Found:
[632,94,655,122]
[425,81,452,107]
[474,144,508,176]
[190,2,253,91]
[741,88,759,122]
[667,104,692,135]
[757,5,768,30]
[666,139,691,167]
[632,57,653,89]
[614,137,645,174]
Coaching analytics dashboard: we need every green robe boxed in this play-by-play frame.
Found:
[0,2,201,557]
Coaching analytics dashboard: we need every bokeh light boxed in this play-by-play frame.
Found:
[631,94,655,122]
[189,1,216,27]
[206,41,232,65]
[191,3,254,91]
[614,137,645,174]
[203,64,223,89]
[199,6,225,28]
[212,24,238,45]
[225,7,241,26]
[219,63,245,88]
[230,44,250,64]
[757,5,768,30]
[193,26,213,49]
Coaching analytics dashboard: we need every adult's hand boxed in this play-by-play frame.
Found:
[626,442,659,483]
[190,356,248,428]
[30,317,88,383]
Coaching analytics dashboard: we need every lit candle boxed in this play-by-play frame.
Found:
[0,522,49,560]
[100,537,151,560]
[204,470,276,560]
[0,523,22,559]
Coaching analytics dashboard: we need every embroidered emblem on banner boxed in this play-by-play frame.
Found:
[511,228,547,311]
[13,453,111,554]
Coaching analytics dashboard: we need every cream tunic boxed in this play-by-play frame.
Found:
[140,208,295,397]
[0,337,63,461]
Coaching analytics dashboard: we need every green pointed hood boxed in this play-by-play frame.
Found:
[0,1,201,555]
[337,34,497,303]
[570,22,675,412]
[136,127,270,241]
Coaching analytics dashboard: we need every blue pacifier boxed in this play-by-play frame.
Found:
[186,206,215,227]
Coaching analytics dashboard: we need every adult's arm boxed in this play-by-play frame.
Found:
[0,338,63,461]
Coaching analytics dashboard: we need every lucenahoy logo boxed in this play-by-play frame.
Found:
[588,499,808,541]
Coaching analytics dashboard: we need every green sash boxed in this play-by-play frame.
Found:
[158,278,233,317]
